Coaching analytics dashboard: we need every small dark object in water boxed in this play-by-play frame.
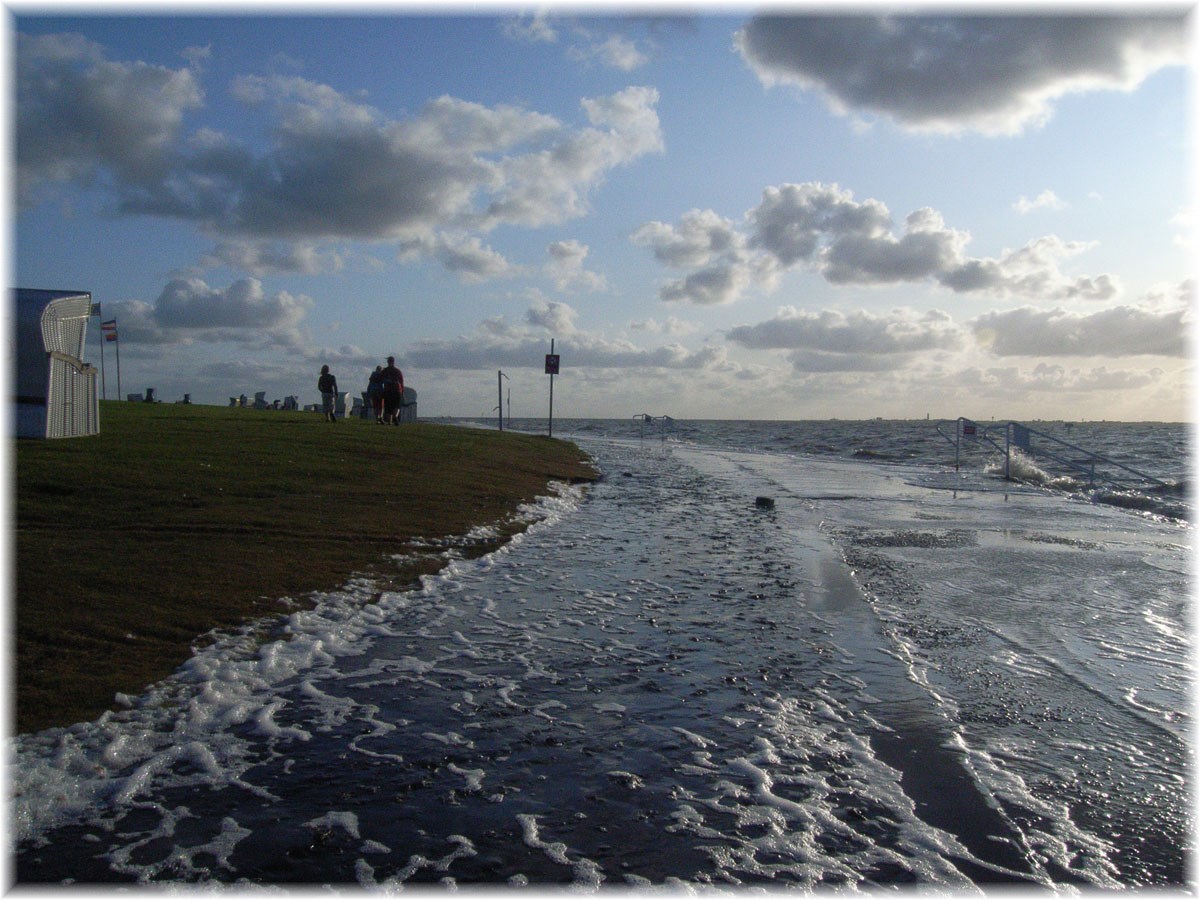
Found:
[755,496,775,509]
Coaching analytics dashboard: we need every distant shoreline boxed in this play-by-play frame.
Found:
[14,402,597,735]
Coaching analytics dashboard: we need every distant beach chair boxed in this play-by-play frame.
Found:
[397,387,418,423]
[144,388,156,403]
[253,391,268,410]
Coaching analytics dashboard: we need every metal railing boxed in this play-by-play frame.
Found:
[633,413,675,444]
[936,417,1169,490]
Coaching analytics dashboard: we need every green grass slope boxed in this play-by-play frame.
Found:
[13,402,596,734]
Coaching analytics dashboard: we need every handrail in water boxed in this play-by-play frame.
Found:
[634,413,675,444]
[935,417,1169,490]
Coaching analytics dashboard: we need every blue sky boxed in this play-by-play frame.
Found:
[9,8,1194,420]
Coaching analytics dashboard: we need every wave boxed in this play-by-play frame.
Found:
[984,450,1190,521]
[985,449,1082,491]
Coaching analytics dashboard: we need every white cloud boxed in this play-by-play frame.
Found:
[107,277,314,348]
[502,13,558,44]
[18,40,663,281]
[526,298,579,335]
[403,300,733,373]
[971,305,1188,357]
[430,235,517,283]
[629,316,699,338]
[1014,189,1067,214]
[202,240,346,276]
[636,182,1119,304]
[728,306,964,372]
[735,14,1187,135]
[569,33,649,72]
[545,240,608,291]
[633,209,742,268]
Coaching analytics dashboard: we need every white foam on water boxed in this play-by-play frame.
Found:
[516,814,604,888]
[10,482,587,848]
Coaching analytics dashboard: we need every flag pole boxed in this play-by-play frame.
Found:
[99,320,107,401]
[114,324,121,400]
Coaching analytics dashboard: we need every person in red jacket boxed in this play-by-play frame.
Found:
[380,356,405,425]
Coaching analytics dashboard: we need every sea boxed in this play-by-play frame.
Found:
[10,418,1193,888]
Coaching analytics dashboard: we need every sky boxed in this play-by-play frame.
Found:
[7,5,1196,421]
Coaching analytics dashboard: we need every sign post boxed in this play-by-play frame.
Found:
[497,370,508,431]
[544,340,559,438]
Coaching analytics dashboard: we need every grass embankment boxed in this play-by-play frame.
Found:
[14,402,597,735]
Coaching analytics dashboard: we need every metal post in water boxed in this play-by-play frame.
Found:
[497,370,505,431]
[1005,423,1012,481]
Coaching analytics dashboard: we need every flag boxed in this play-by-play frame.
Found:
[101,319,117,333]
[91,303,102,316]
[105,331,118,342]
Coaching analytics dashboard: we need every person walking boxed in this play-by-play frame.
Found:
[318,364,338,423]
[367,365,384,423]
[380,356,405,425]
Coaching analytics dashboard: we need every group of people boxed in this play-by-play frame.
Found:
[317,356,406,424]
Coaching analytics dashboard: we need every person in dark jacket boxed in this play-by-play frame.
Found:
[367,366,384,423]
[380,356,405,425]
[318,364,338,422]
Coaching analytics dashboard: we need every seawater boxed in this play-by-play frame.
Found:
[11,419,1192,886]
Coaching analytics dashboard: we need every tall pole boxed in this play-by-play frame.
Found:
[548,339,554,438]
[99,323,107,401]
[115,330,121,400]
[498,370,503,432]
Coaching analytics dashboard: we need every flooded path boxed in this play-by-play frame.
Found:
[13,437,1190,886]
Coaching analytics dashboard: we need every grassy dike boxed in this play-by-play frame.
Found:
[13,402,597,735]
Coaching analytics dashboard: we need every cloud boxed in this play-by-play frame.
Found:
[1014,189,1067,214]
[430,235,517,283]
[479,86,663,231]
[544,240,608,291]
[18,37,663,278]
[637,182,1118,304]
[569,33,650,71]
[629,316,699,338]
[106,277,313,347]
[15,32,204,206]
[938,235,1119,301]
[728,306,963,372]
[735,14,1187,135]
[201,240,346,276]
[505,14,658,71]
[502,13,558,44]
[634,209,742,268]
[971,305,1188,357]
[403,300,731,373]
[526,298,579,335]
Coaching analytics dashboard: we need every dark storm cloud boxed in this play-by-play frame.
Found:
[15,32,204,206]
[735,14,1187,134]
